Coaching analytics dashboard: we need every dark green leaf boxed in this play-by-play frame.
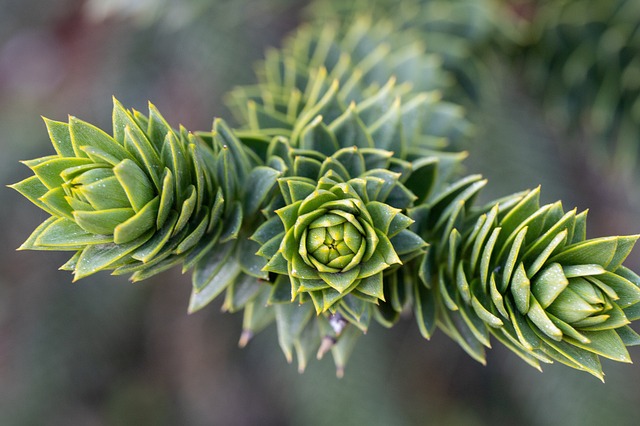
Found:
[191,239,239,296]
[238,237,269,279]
[616,326,640,346]
[299,115,340,156]
[132,211,179,263]
[244,166,281,217]
[173,185,197,236]
[275,303,315,363]
[176,211,210,254]
[220,201,243,242]
[390,229,426,255]
[329,104,373,149]
[74,231,152,280]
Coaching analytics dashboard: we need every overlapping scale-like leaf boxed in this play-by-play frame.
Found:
[12,1,640,381]
[412,181,640,380]
[254,143,426,325]
[12,99,247,281]
[307,0,500,101]
[228,16,472,163]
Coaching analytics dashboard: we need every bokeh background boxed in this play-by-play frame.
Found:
[2,0,640,425]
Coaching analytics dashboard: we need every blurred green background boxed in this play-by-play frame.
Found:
[2,0,640,425]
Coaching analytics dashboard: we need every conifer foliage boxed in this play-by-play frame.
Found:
[11,0,640,378]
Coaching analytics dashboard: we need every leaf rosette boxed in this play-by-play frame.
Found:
[279,172,401,297]
[412,180,640,379]
[11,99,233,281]
[253,144,427,318]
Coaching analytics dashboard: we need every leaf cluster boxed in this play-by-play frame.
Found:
[10,0,640,378]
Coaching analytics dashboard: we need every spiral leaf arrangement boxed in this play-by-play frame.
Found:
[411,177,640,379]
[11,5,640,379]
[226,16,472,154]
[306,0,500,101]
[255,143,427,319]
[11,100,250,281]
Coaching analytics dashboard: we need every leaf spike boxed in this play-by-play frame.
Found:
[316,335,336,360]
[238,330,253,348]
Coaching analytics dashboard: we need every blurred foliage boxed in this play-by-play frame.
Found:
[509,0,640,199]
[3,0,640,425]
[306,0,502,103]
